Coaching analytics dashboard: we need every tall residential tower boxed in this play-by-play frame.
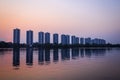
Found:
[45,32,50,44]
[26,30,33,47]
[38,32,44,44]
[53,33,59,44]
[13,28,20,44]
[80,38,84,45]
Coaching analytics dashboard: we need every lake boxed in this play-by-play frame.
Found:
[0,48,120,80]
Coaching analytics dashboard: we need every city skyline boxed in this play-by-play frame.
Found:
[0,0,120,44]
[13,28,106,45]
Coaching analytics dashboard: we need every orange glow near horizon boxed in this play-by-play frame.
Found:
[0,0,120,43]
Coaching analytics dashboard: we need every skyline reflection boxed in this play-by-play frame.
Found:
[26,48,33,66]
[45,48,50,65]
[61,48,70,61]
[72,48,79,59]
[13,48,107,67]
[38,48,44,65]
[13,48,20,67]
[53,48,59,63]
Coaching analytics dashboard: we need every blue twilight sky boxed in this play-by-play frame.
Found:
[0,0,120,44]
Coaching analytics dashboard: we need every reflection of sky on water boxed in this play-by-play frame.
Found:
[0,48,120,80]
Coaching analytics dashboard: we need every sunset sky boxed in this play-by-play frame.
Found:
[0,0,120,44]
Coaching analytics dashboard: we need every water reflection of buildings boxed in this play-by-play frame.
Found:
[61,48,70,60]
[91,48,106,56]
[72,48,79,59]
[45,49,50,64]
[13,48,20,67]
[84,48,106,58]
[85,49,92,57]
[53,48,59,62]
[26,48,33,66]
[13,48,107,67]
[38,48,59,65]
[38,48,51,65]
[38,48,44,65]
[80,49,84,58]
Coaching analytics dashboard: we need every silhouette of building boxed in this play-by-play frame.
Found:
[53,33,59,44]
[100,39,106,44]
[102,39,106,44]
[26,30,33,47]
[91,38,99,44]
[13,28,20,44]
[13,29,107,46]
[45,32,50,44]
[80,38,84,45]
[91,38,106,45]
[75,37,79,44]
[66,35,70,45]
[61,34,67,45]
[85,37,91,45]
[38,32,44,44]
[71,36,76,45]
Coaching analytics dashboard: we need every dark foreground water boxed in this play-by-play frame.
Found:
[0,48,120,80]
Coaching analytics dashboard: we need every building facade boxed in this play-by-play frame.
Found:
[13,28,20,44]
[80,38,84,45]
[85,37,91,45]
[91,38,106,45]
[71,36,76,45]
[38,32,44,44]
[66,35,70,45]
[26,30,33,47]
[45,32,50,44]
[75,37,79,44]
[53,33,59,44]
[61,34,67,45]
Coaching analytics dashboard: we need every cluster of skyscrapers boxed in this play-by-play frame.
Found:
[13,28,106,46]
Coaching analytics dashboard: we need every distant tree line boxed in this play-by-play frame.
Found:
[0,41,120,48]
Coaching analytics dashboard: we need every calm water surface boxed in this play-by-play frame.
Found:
[0,48,120,80]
